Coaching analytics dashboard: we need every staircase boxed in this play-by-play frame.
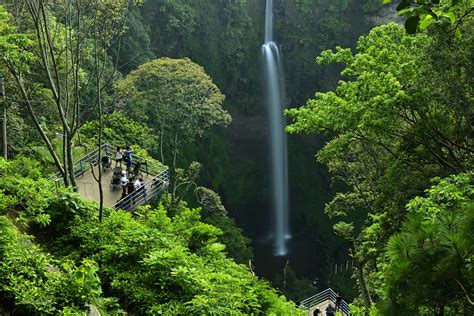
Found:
[299,288,351,315]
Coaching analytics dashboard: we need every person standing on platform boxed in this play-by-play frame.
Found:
[335,292,343,312]
[115,146,123,168]
[313,307,321,316]
[325,304,335,316]
[125,145,133,171]
[120,171,128,195]
[127,176,135,204]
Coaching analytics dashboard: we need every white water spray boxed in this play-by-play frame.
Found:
[262,0,290,256]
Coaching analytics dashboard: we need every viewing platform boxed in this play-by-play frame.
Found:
[300,288,351,316]
[49,144,170,211]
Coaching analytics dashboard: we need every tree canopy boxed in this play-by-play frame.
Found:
[0,157,301,315]
[116,57,231,140]
[382,173,474,314]
[386,0,474,33]
[286,21,473,313]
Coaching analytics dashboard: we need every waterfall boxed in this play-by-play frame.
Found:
[262,0,290,256]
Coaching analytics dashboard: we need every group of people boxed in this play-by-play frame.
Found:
[113,145,148,209]
[120,171,145,197]
[116,171,146,209]
[312,292,344,316]
[115,146,134,171]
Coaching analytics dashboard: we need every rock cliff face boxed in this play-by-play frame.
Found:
[135,0,405,291]
[218,1,408,289]
[367,3,403,26]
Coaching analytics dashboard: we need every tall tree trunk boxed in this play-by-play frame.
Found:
[96,38,104,222]
[62,127,68,184]
[355,259,372,314]
[160,123,165,164]
[171,131,178,207]
[66,137,77,189]
[1,77,6,160]
[8,65,67,184]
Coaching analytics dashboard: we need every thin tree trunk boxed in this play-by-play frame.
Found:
[1,77,6,160]
[171,131,178,206]
[96,36,104,222]
[355,260,372,314]
[8,65,67,184]
[2,107,5,160]
[62,126,67,182]
[160,123,165,164]
[66,137,77,188]
[453,277,474,306]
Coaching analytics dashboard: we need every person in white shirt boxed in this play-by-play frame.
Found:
[135,178,146,202]
[115,146,123,167]
[120,172,128,194]
[134,178,142,190]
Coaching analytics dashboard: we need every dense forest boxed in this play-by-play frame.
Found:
[0,0,473,315]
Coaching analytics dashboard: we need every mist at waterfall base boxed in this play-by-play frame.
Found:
[262,0,290,257]
[222,133,334,291]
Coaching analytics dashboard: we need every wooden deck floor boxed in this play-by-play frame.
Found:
[76,165,151,208]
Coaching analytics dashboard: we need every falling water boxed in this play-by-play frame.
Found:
[262,0,290,256]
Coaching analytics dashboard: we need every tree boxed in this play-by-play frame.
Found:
[116,57,231,207]
[0,4,35,161]
[108,6,155,75]
[385,0,473,33]
[195,186,253,263]
[286,22,473,308]
[2,0,130,188]
[382,173,474,314]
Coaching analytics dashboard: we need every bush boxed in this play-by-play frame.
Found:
[55,205,302,315]
[0,216,100,315]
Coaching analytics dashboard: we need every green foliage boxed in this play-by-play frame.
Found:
[385,0,473,33]
[203,214,253,264]
[381,173,474,314]
[0,5,34,71]
[116,57,231,139]
[349,303,381,315]
[333,221,355,241]
[79,112,160,156]
[109,6,155,74]
[406,173,474,220]
[195,186,227,217]
[287,21,473,307]
[273,263,317,304]
[116,57,232,207]
[0,161,291,314]
[0,216,100,315]
[55,205,300,315]
[0,157,54,227]
[140,0,258,109]
[362,0,385,13]
[195,186,253,263]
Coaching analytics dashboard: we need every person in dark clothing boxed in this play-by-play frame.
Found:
[335,292,343,312]
[312,307,321,316]
[127,177,135,205]
[116,191,128,210]
[124,145,133,171]
[326,304,335,316]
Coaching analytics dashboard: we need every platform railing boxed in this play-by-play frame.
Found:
[299,288,351,315]
[47,144,116,187]
[112,174,169,212]
[48,144,170,211]
[112,158,170,211]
